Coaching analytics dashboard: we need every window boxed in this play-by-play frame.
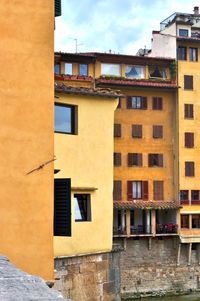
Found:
[149,66,167,79]
[148,154,163,167]
[177,47,187,60]
[132,124,142,138]
[192,215,200,228]
[184,75,193,90]
[153,125,163,138]
[101,63,120,76]
[114,153,121,166]
[179,29,189,37]
[185,132,194,148]
[128,153,142,167]
[113,181,122,200]
[64,63,73,75]
[181,215,189,228]
[180,190,189,200]
[185,161,195,177]
[189,48,198,62]
[152,97,163,110]
[114,124,121,137]
[184,104,194,119]
[125,65,144,79]
[54,103,76,134]
[79,64,88,76]
[54,63,60,74]
[153,181,164,200]
[127,181,148,200]
[191,190,200,201]
[127,96,147,109]
[74,194,91,222]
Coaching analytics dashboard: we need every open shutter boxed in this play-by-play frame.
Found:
[127,181,133,201]
[158,154,163,167]
[54,178,71,236]
[142,181,148,200]
[114,124,121,137]
[158,97,163,110]
[127,96,132,108]
[128,153,133,166]
[138,154,143,166]
[142,97,147,109]
[148,154,153,167]
[152,97,157,110]
[113,181,122,200]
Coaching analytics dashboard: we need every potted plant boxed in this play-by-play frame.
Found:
[169,61,177,83]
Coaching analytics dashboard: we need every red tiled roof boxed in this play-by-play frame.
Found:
[177,36,200,43]
[96,78,178,89]
[114,200,181,210]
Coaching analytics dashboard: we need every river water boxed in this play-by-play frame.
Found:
[123,294,200,301]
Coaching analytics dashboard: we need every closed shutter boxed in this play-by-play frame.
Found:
[138,153,143,166]
[185,132,194,148]
[153,125,163,138]
[152,97,163,110]
[114,124,121,137]
[152,97,157,110]
[158,154,163,167]
[142,181,148,200]
[142,97,147,109]
[184,75,193,90]
[132,124,142,138]
[55,0,62,17]
[153,181,164,200]
[184,104,194,119]
[113,181,122,200]
[148,154,153,167]
[114,153,121,166]
[158,97,163,110]
[54,178,71,236]
[126,96,132,108]
[185,162,194,176]
[127,181,133,200]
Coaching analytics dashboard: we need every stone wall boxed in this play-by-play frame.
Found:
[54,248,121,301]
[115,237,200,299]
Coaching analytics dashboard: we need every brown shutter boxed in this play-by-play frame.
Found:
[132,124,142,138]
[185,162,194,176]
[152,97,157,110]
[185,132,194,148]
[158,154,163,167]
[128,153,133,166]
[114,124,121,137]
[114,153,121,166]
[127,181,133,200]
[127,96,132,108]
[142,181,148,200]
[153,181,164,200]
[153,125,163,138]
[113,181,122,200]
[138,153,143,166]
[158,97,163,110]
[184,75,193,90]
[184,104,194,119]
[148,154,153,167]
[142,97,147,109]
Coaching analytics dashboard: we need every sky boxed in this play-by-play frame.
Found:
[55,0,200,55]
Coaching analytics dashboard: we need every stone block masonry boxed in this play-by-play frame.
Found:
[54,248,122,301]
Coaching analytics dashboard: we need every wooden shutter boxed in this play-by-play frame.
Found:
[137,154,143,166]
[142,97,147,109]
[152,97,157,110]
[185,162,194,176]
[152,97,163,110]
[55,0,62,17]
[114,124,121,137]
[153,181,164,200]
[128,153,133,166]
[113,181,122,200]
[158,97,163,110]
[54,178,71,236]
[184,75,193,90]
[127,181,133,200]
[153,125,163,138]
[126,96,132,108]
[132,124,142,138]
[185,132,194,148]
[142,181,148,200]
[158,154,163,167]
[148,154,153,167]
[114,153,121,166]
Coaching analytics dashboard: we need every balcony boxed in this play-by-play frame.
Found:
[113,226,127,237]
[180,200,190,205]
[130,225,152,236]
[156,223,178,234]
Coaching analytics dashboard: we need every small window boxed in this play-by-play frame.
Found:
[113,181,122,200]
[54,103,76,134]
[128,153,142,167]
[79,64,88,76]
[181,214,189,228]
[180,190,189,200]
[132,124,142,138]
[54,64,60,74]
[148,154,163,167]
[192,214,200,228]
[185,132,194,148]
[189,48,198,62]
[184,104,194,119]
[152,97,163,110]
[177,47,187,60]
[179,29,189,37]
[101,63,120,76]
[127,96,147,109]
[125,65,144,79]
[191,190,200,201]
[74,194,91,222]
[114,124,121,137]
[185,161,195,177]
[149,66,167,79]
[153,125,163,138]
[114,153,121,167]
[64,63,73,75]
[184,75,193,90]
[153,181,164,200]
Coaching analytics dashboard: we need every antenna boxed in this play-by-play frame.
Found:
[67,37,84,53]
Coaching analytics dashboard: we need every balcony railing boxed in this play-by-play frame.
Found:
[113,227,127,236]
[130,225,152,235]
[180,200,190,205]
[191,200,200,205]
[156,223,178,234]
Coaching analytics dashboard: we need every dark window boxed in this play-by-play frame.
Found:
[153,125,163,138]
[127,181,148,200]
[181,215,189,228]
[74,194,91,222]
[149,66,167,79]
[132,124,142,138]
[128,153,142,167]
[177,47,187,60]
[179,29,188,37]
[79,64,88,76]
[184,104,194,119]
[185,132,194,148]
[152,97,163,110]
[191,190,200,201]
[54,178,71,236]
[55,103,76,134]
[114,124,121,137]
[113,181,122,200]
[153,181,164,200]
[185,161,195,177]
[192,215,200,228]
[180,190,189,200]
[189,48,198,62]
[114,153,121,166]
[184,75,193,90]
[148,154,163,167]
[54,63,60,74]
[127,96,147,109]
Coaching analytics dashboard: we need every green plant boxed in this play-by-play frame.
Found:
[169,61,177,79]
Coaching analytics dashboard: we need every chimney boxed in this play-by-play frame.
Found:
[194,6,199,15]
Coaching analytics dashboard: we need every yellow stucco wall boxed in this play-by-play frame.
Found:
[54,93,118,256]
[0,1,54,279]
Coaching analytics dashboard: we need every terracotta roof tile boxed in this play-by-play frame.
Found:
[114,200,181,210]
